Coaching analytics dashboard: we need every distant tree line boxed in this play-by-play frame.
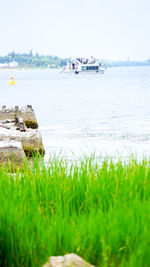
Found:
[103,59,150,68]
[0,51,68,68]
[0,51,150,68]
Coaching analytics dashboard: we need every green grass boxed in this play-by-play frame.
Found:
[0,154,150,267]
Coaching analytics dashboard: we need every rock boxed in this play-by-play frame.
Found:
[0,105,38,129]
[43,254,95,267]
[21,129,45,156]
[19,105,38,129]
[0,106,45,162]
[0,140,26,164]
[0,127,44,157]
[15,116,27,132]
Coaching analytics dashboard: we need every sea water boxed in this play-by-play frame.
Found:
[0,66,150,160]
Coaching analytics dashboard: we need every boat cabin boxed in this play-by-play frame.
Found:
[81,65,99,71]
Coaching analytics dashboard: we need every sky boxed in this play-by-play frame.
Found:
[0,0,150,60]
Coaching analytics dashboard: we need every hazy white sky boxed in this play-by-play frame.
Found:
[0,0,150,60]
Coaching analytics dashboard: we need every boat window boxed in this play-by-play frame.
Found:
[84,66,99,71]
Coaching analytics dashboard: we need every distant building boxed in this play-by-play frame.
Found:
[0,63,9,68]
[0,61,19,69]
[8,62,19,68]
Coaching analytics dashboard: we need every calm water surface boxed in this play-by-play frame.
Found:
[0,66,150,160]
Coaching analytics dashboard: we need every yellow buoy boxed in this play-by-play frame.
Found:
[8,77,15,85]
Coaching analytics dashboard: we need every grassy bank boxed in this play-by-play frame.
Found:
[0,155,150,267]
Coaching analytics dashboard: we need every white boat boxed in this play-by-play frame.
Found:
[61,57,106,74]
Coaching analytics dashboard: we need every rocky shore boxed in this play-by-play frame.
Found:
[0,105,44,165]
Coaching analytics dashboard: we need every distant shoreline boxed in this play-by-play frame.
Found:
[0,67,60,71]
[0,52,150,69]
[0,65,150,71]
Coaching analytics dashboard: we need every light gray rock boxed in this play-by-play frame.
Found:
[19,105,38,129]
[43,254,95,267]
[0,105,38,129]
[0,140,26,163]
[0,106,45,159]
[15,116,27,132]
[0,126,44,157]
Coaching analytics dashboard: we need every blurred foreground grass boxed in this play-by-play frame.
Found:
[0,155,150,267]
